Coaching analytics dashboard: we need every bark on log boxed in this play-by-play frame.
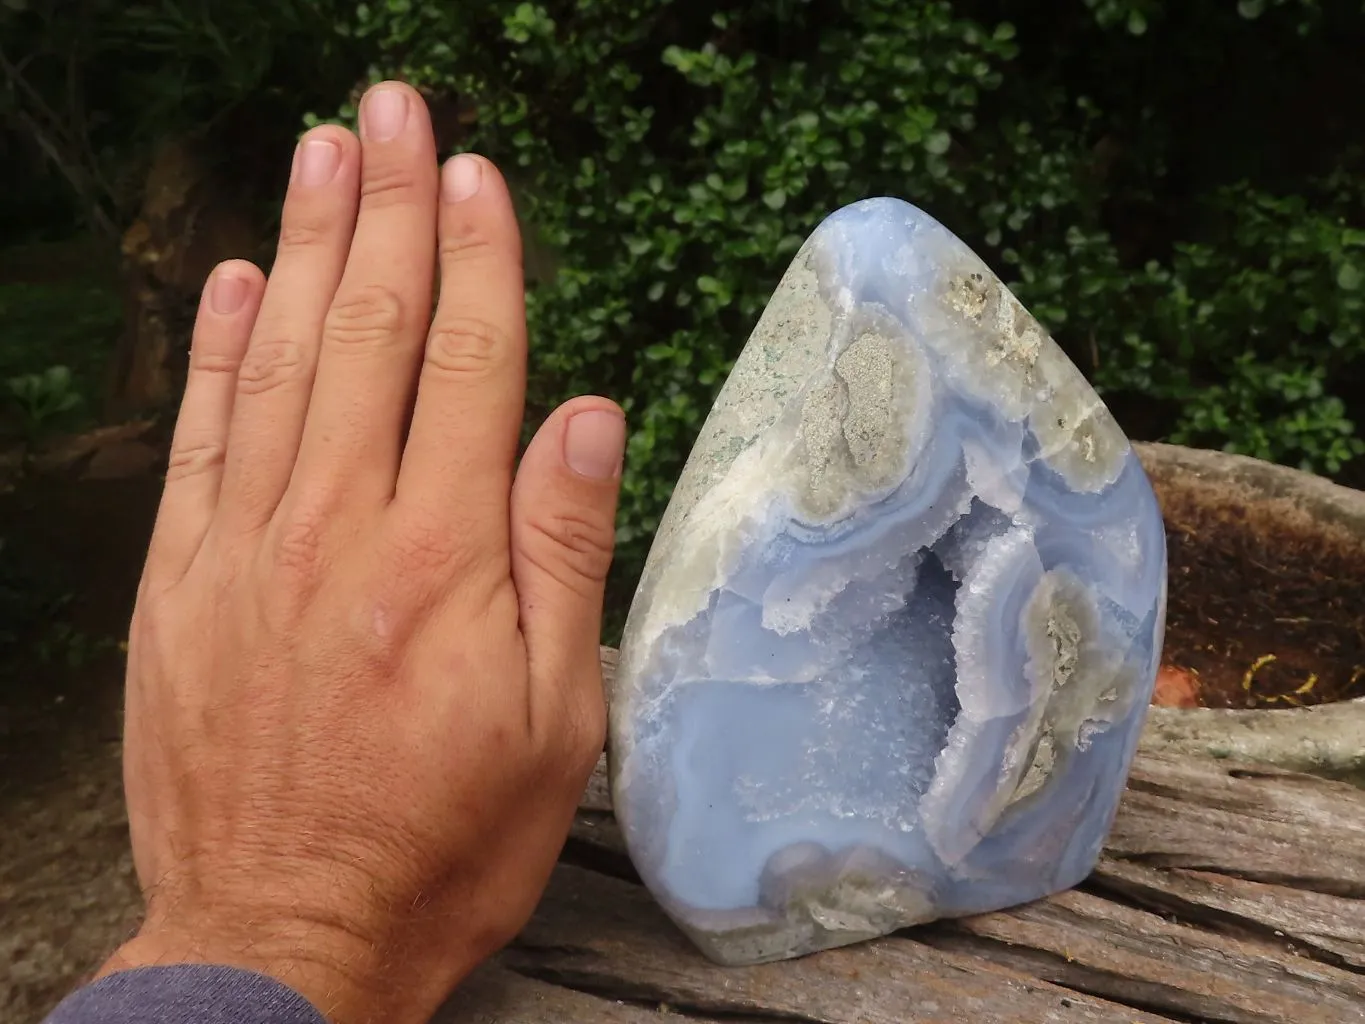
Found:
[106,138,263,419]
[1141,699,1365,784]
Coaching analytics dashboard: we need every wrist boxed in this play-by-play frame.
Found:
[98,914,401,1024]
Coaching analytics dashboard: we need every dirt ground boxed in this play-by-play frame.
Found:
[1,473,159,1021]
[0,687,141,1022]
[1159,488,1365,710]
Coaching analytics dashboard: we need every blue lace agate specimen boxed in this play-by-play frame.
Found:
[609,198,1167,966]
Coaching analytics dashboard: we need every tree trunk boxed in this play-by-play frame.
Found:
[104,138,264,420]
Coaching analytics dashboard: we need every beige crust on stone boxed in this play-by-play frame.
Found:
[792,321,927,522]
[1000,570,1139,815]
[612,241,840,765]
[936,266,1128,493]
[835,331,895,467]
[644,243,833,574]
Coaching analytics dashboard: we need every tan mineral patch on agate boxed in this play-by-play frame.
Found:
[793,323,926,522]
[648,245,834,562]
[613,242,840,754]
[1002,570,1141,808]
[941,270,1128,493]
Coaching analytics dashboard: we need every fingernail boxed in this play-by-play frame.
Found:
[295,138,341,187]
[362,86,409,142]
[442,154,483,202]
[564,409,626,480]
[210,270,248,315]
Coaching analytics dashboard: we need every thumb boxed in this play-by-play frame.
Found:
[510,396,626,730]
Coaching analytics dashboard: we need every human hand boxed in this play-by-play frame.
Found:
[100,81,625,1024]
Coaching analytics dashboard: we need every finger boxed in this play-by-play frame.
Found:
[510,398,625,737]
[146,260,264,582]
[291,81,440,503]
[216,124,361,531]
[394,153,526,547]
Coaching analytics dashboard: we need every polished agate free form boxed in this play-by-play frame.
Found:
[610,198,1168,966]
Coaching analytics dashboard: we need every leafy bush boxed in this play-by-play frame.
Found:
[5,366,84,442]
[322,0,1364,622]
[1,0,368,238]
[0,279,121,441]
[8,0,1363,629]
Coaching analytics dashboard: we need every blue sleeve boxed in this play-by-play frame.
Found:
[42,965,328,1024]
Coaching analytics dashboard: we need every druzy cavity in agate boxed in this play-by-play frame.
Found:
[609,197,1167,967]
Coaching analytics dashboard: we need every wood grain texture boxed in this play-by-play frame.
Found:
[432,962,731,1024]
[928,887,1365,1023]
[501,863,1182,1024]
[1107,757,1365,896]
[1090,859,1365,971]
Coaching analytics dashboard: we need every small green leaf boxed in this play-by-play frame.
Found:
[1338,263,1362,291]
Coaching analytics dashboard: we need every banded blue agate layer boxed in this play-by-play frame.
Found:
[609,198,1167,966]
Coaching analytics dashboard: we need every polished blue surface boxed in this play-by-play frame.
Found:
[610,198,1167,965]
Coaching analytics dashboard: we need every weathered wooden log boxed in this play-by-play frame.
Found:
[8,644,1362,1023]
[1142,698,1365,784]
[432,646,1365,1024]
[1134,441,1365,540]
[1134,442,1365,778]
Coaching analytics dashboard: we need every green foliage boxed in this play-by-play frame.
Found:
[0,531,115,669]
[5,366,84,441]
[0,278,121,441]
[32,621,119,669]
[1085,0,1328,35]
[328,0,1365,615]
[1091,180,1365,473]
[6,0,1364,628]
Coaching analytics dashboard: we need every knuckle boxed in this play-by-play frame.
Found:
[438,224,497,267]
[536,694,606,781]
[360,162,421,208]
[270,499,332,582]
[424,315,510,379]
[165,439,227,482]
[275,214,334,254]
[521,508,615,597]
[386,512,458,577]
[566,700,607,763]
[237,337,307,396]
[188,348,242,376]
[337,594,408,686]
[325,284,407,350]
